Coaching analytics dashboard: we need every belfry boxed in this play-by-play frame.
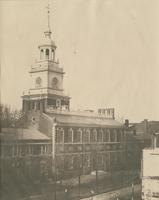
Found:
[22,5,70,113]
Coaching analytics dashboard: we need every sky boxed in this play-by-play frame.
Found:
[1,0,159,122]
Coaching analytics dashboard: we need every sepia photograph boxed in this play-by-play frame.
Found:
[0,0,159,200]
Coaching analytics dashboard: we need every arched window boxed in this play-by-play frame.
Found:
[40,49,44,60]
[52,49,55,60]
[97,129,103,142]
[46,49,49,59]
[64,155,73,169]
[110,129,116,142]
[73,155,81,169]
[73,128,82,143]
[103,129,110,142]
[90,128,97,142]
[56,128,64,143]
[117,129,122,142]
[64,128,73,143]
[82,128,90,143]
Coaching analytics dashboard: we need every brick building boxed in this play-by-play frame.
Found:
[0,8,126,183]
[125,119,159,171]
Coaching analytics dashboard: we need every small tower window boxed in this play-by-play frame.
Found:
[40,49,44,60]
[52,49,55,61]
[46,49,49,59]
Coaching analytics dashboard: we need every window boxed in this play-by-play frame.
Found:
[32,101,35,109]
[73,155,82,169]
[90,129,97,142]
[40,49,44,60]
[32,144,41,155]
[64,155,73,169]
[97,129,103,142]
[41,145,47,154]
[46,49,49,59]
[73,128,82,143]
[52,49,55,60]
[56,156,64,169]
[21,145,26,156]
[117,130,121,142]
[83,129,90,143]
[64,128,73,143]
[103,129,110,142]
[83,154,90,168]
[103,153,110,170]
[97,154,103,168]
[56,128,64,143]
[110,129,116,142]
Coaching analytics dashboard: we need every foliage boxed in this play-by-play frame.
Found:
[0,104,23,128]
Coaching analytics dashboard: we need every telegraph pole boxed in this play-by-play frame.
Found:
[52,118,57,200]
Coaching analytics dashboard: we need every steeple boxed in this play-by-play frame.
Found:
[44,4,52,38]
[22,5,70,113]
[38,4,56,61]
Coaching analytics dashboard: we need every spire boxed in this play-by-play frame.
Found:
[46,4,50,30]
[44,4,52,38]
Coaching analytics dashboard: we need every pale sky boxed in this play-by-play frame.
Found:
[1,0,159,122]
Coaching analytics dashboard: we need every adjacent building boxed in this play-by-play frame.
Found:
[142,132,159,200]
[124,119,159,171]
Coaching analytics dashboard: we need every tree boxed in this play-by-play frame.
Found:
[0,104,23,128]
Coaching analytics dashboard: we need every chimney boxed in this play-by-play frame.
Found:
[143,119,148,135]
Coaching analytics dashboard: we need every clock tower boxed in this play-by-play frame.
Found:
[22,6,70,113]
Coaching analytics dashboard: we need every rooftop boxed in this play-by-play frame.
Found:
[47,112,123,127]
[0,128,50,141]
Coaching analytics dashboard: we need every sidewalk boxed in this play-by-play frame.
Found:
[82,184,141,200]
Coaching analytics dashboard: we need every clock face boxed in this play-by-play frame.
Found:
[52,77,58,88]
[35,77,42,87]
